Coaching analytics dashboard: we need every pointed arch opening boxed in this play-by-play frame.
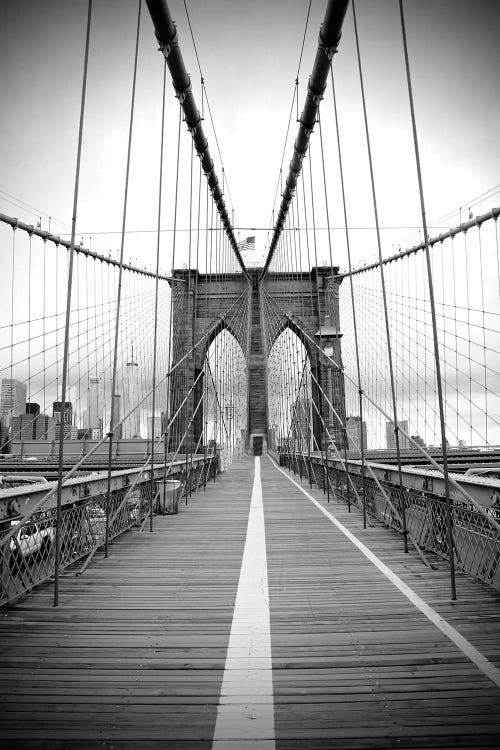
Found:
[204,328,247,469]
[267,327,317,453]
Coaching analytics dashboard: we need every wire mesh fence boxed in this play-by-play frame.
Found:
[280,452,500,589]
[0,456,217,607]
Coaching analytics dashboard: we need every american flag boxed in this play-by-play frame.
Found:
[237,236,255,256]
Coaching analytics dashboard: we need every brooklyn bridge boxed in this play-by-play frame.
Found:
[1,0,499,747]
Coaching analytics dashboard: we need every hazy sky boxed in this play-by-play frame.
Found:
[1,0,499,269]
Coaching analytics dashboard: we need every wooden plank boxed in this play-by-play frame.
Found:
[261,457,500,747]
[0,459,255,745]
[1,455,500,748]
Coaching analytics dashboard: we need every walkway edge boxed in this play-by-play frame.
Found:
[269,456,500,690]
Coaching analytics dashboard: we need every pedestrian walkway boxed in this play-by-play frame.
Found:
[1,455,500,748]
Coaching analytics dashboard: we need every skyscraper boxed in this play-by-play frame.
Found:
[11,414,56,441]
[385,420,409,450]
[53,401,76,440]
[123,347,141,439]
[88,376,102,437]
[0,379,27,425]
[112,394,122,440]
[346,415,368,453]
[52,401,73,425]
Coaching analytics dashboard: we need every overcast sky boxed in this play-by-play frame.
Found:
[1,0,499,270]
[0,0,498,447]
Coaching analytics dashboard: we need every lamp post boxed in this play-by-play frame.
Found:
[314,314,343,452]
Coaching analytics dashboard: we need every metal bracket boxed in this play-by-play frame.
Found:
[188,117,202,136]
[158,27,178,58]
[176,82,192,104]
[324,44,338,61]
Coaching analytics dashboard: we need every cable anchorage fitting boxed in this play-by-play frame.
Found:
[157,26,178,58]
[324,44,339,61]
[175,82,192,104]
[187,115,202,136]
[307,79,326,105]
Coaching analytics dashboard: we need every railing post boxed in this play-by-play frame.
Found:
[203,445,207,490]
[343,430,351,513]
[325,445,330,503]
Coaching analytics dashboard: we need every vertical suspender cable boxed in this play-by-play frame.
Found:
[185,137,194,491]
[352,0,408,551]
[28,235,32,404]
[43,239,47,416]
[318,115,334,272]
[105,0,142,559]
[398,0,456,598]
[53,0,93,607]
[150,58,167,532]
[331,65,367,524]
[163,102,182,479]
[55,241,59,407]
[10,231,16,419]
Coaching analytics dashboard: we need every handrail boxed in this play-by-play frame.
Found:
[335,207,500,279]
[0,211,169,281]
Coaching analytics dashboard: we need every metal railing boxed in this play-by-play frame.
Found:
[0,454,217,607]
[279,452,500,589]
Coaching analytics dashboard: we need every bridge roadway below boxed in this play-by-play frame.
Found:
[1,456,500,748]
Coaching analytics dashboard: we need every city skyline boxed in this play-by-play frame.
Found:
[0,1,498,451]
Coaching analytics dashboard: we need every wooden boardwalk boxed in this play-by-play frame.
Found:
[1,455,500,749]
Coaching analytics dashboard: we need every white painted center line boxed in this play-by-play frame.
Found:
[212,456,275,749]
[271,456,500,691]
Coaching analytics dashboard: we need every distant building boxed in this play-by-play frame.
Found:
[411,434,426,449]
[11,414,56,441]
[53,401,73,426]
[78,428,92,440]
[52,401,75,440]
[77,426,101,440]
[26,402,40,415]
[0,379,27,425]
[385,420,409,450]
[11,414,36,441]
[34,415,57,441]
[346,415,368,453]
[0,417,9,453]
[88,376,102,436]
[112,394,122,439]
[55,423,78,440]
[123,347,141,438]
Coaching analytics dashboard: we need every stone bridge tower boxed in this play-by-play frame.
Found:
[168,267,346,453]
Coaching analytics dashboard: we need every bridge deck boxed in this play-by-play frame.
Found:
[1,456,500,748]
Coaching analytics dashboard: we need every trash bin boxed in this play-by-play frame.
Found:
[156,479,181,515]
